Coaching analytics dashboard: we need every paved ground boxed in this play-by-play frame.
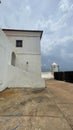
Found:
[0,80,73,130]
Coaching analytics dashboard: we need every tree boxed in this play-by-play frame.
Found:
[0,1,1,3]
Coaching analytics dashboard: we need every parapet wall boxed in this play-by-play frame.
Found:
[54,71,73,83]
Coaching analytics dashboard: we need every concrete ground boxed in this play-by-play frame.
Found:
[0,80,73,130]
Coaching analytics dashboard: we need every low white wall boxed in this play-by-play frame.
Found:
[42,72,54,79]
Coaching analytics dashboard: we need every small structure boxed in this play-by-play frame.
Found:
[51,62,59,73]
[0,29,45,91]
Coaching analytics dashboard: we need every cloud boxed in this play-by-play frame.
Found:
[61,49,73,59]
[42,35,73,55]
[37,0,73,62]
[59,0,70,12]
[0,0,73,70]
[59,0,73,17]
[0,0,32,29]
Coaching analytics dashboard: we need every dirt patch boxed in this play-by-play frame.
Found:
[32,96,49,103]
[20,96,49,106]
[0,89,16,98]
[32,89,45,94]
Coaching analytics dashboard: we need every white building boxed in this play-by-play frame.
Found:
[0,29,45,91]
[51,62,59,72]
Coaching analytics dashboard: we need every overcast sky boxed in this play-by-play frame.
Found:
[0,0,73,71]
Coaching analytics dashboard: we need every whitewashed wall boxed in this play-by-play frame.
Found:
[4,30,45,88]
[0,29,12,91]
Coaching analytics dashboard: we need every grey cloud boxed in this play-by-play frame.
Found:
[0,0,73,71]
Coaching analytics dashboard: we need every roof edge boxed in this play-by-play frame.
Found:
[2,29,43,39]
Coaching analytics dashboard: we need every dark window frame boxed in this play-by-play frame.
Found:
[16,40,23,47]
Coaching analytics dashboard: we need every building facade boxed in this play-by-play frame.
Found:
[0,29,45,91]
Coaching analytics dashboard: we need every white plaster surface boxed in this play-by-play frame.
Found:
[42,72,54,79]
[0,29,45,91]
[0,29,12,91]
[7,65,45,88]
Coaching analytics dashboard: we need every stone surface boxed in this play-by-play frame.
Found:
[0,117,71,130]
[0,80,73,129]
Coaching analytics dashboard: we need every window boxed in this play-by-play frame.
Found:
[16,40,23,47]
